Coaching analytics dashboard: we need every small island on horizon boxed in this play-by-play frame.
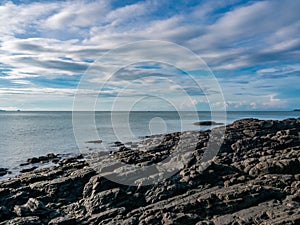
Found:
[0,109,21,112]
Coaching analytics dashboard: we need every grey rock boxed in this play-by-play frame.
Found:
[48,216,77,225]
[14,198,51,216]
[193,121,224,126]
[85,140,102,144]
[0,168,9,177]
[213,200,300,225]
[0,216,41,225]
[20,166,38,173]
[0,117,299,224]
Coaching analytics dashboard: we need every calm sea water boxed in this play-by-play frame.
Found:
[0,111,299,177]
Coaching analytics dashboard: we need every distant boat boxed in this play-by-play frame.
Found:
[294,109,300,111]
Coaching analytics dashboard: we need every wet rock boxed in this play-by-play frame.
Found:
[26,153,61,165]
[47,153,57,159]
[113,141,124,147]
[27,157,40,164]
[0,168,9,177]
[20,167,38,173]
[59,156,80,165]
[51,158,60,164]
[0,117,299,224]
[85,140,102,144]
[193,121,224,126]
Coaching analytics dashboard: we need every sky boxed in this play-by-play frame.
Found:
[0,0,299,111]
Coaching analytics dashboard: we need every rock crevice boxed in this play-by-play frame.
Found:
[0,118,299,224]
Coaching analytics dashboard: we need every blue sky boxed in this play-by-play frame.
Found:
[0,0,299,111]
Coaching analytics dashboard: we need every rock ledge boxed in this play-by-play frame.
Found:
[0,118,299,225]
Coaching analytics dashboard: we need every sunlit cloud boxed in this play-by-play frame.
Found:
[0,0,299,110]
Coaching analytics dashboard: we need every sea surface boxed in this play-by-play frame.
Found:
[0,111,299,179]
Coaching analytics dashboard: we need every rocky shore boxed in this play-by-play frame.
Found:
[0,118,299,224]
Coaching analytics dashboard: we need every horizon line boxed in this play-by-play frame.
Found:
[0,110,298,112]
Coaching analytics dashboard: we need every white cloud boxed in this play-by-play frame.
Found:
[261,94,287,109]
[0,37,94,79]
[0,87,75,95]
[188,0,300,69]
[106,2,147,22]
[0,0,299,110]
[0,106,19,111]
[44,0,109,30]
[257,64,300,76]
[0,1,60,35]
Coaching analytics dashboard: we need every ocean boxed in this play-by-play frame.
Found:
[0,111,299,179]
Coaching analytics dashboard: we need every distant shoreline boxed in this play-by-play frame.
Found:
[1,110,300,113]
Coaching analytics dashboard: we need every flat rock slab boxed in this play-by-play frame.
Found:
[193,121,224,126]
[0,117,299,224]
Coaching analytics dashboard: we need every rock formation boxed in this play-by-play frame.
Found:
[0,118,299,224]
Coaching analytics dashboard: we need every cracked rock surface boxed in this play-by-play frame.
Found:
[0,118,299,224]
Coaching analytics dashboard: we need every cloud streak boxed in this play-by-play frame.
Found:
[0,0,299,110]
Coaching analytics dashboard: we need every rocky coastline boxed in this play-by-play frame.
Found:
[0,118,299,224]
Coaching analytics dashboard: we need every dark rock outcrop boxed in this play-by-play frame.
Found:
[25,153,61,165]
[85,140,102,144]
[194,121,224,126]
[0,168,10,177]
[0,118,299,224]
